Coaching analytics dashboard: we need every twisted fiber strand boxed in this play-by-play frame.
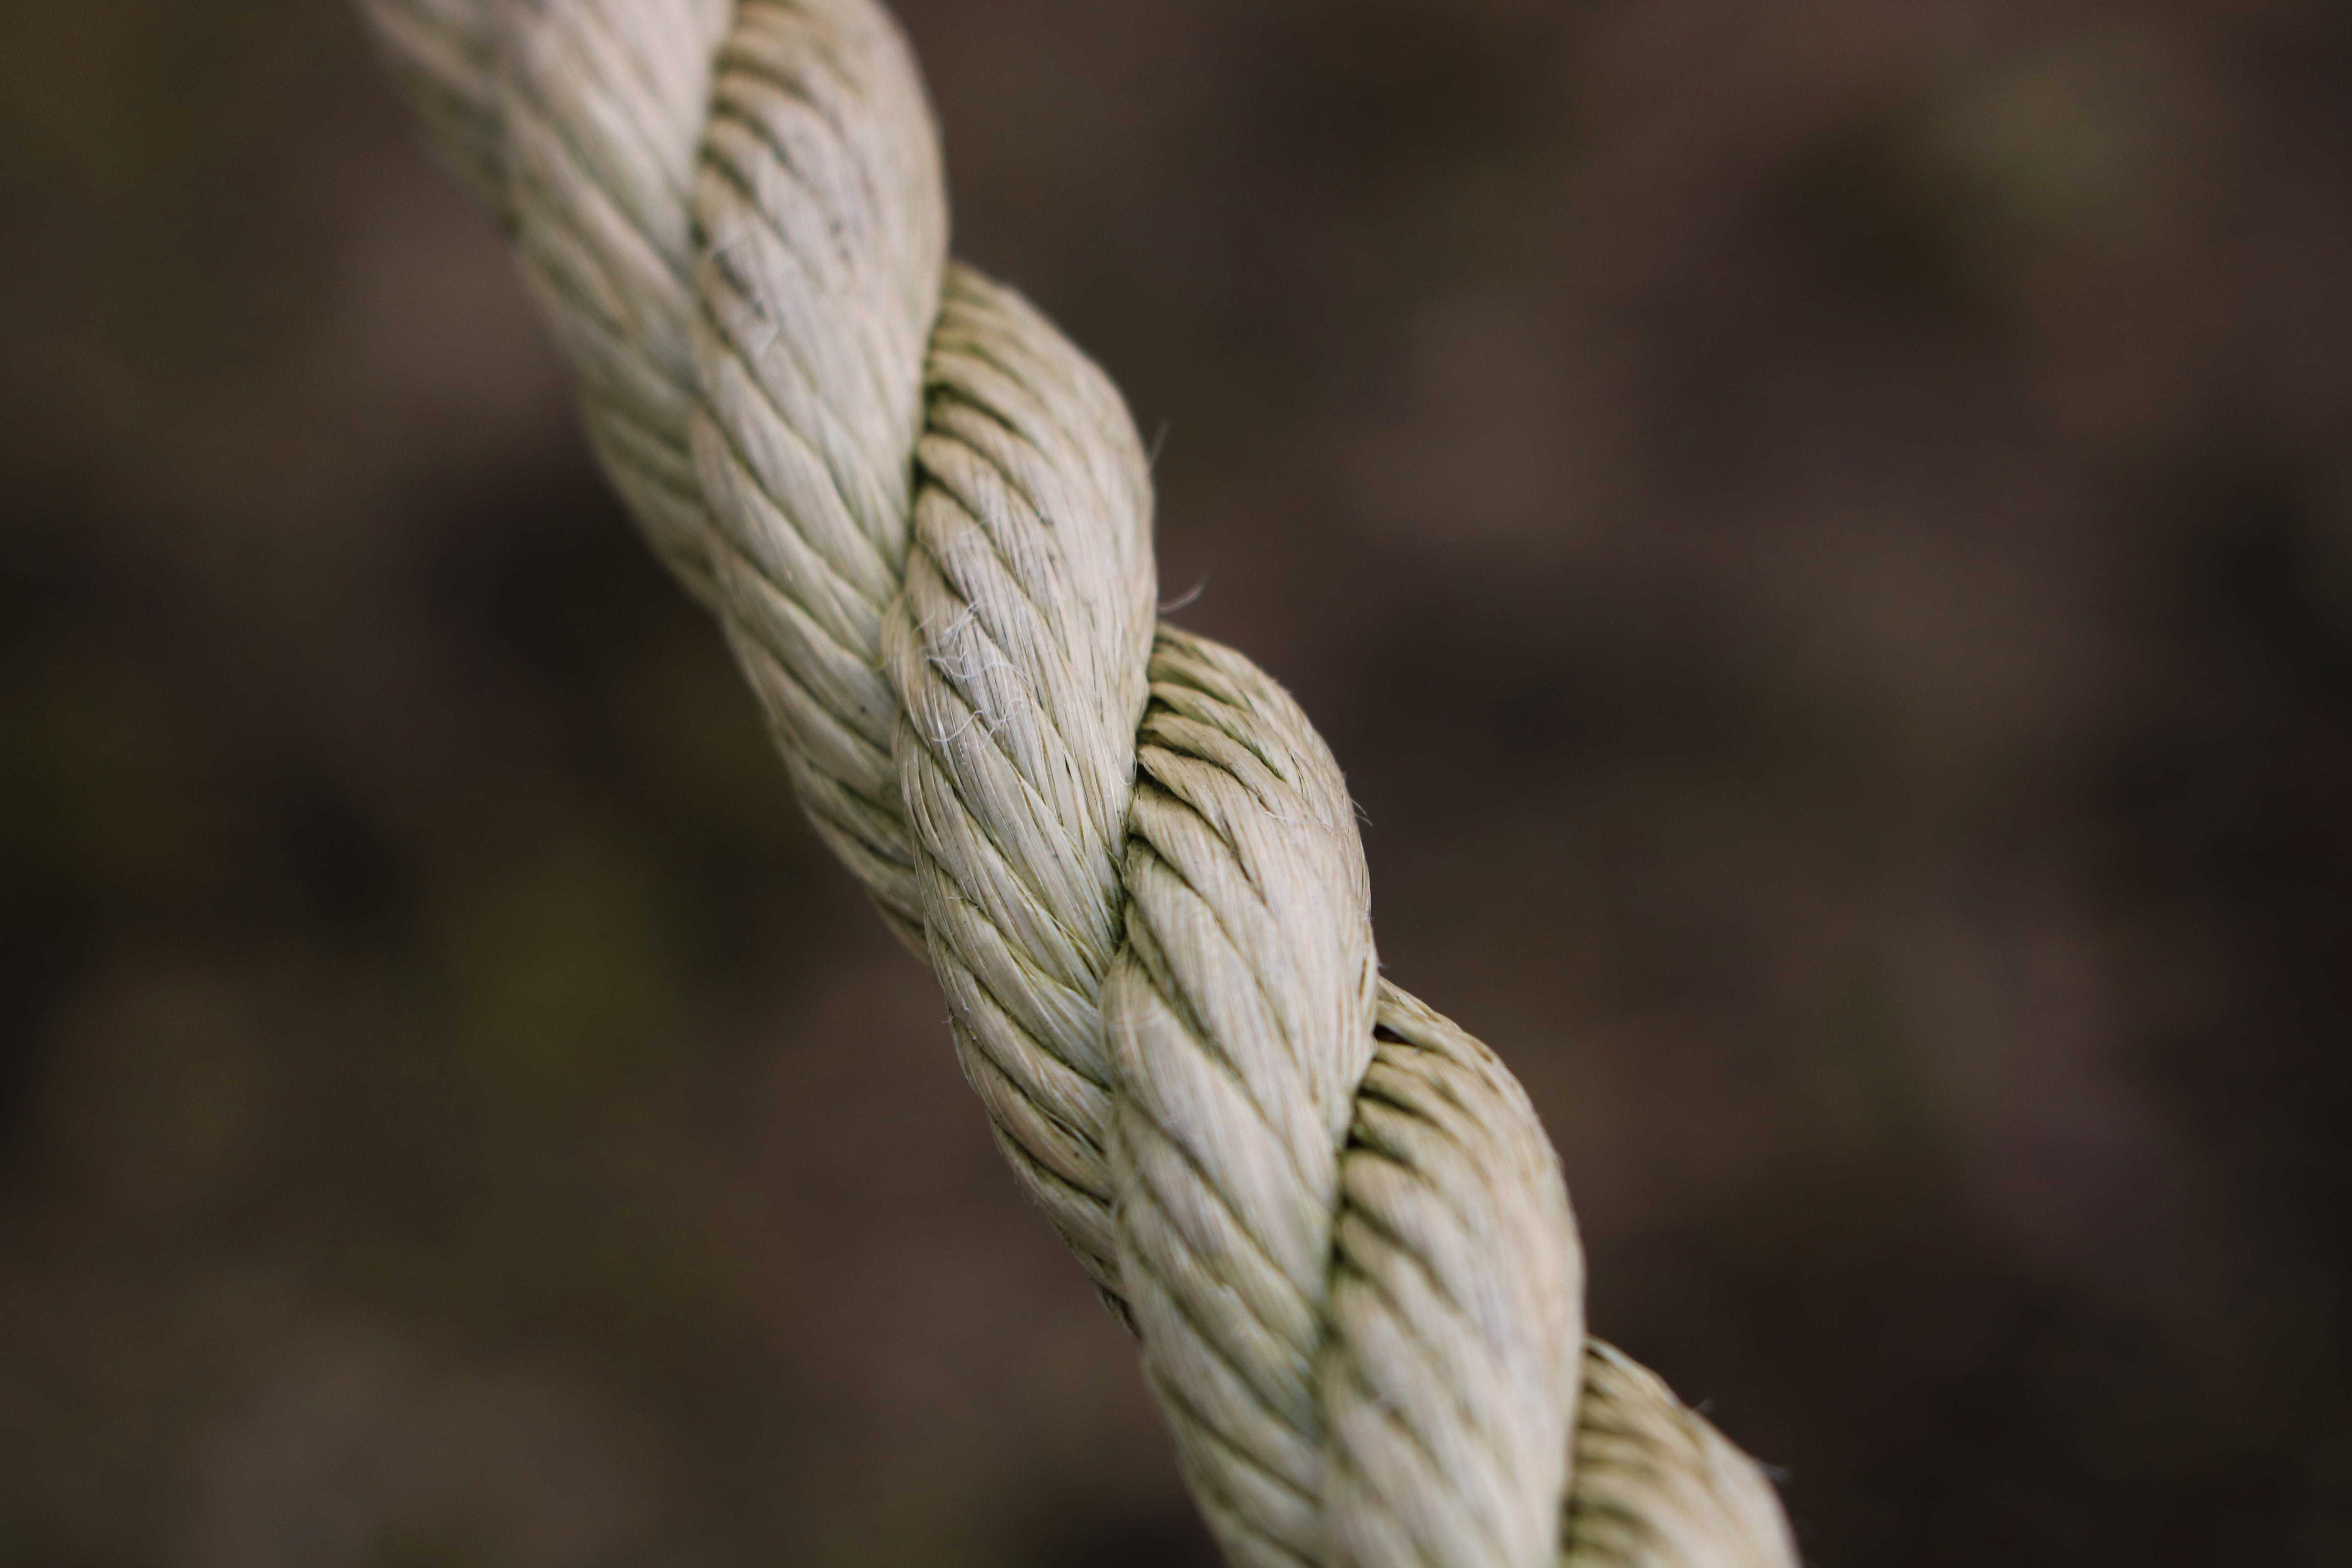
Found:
[893,266,1159,1286]
[354,2,1801,1563]
[1107,627,1381,1563]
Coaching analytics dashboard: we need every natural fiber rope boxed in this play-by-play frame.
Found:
[354,2,1802,1563]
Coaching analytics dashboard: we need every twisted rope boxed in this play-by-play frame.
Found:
[354,2,1801,1562]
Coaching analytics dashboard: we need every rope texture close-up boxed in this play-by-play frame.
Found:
[351,2,1803,1563]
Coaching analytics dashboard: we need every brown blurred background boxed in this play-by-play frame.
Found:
[4,0,2350,1563]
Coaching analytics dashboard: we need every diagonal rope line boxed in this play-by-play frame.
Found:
[352,3,1802,1564]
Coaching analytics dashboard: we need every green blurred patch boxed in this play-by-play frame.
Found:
[310,823,753,1362]
[610,625,815,863]
[421,832,686,1107]
[0,643,225,918]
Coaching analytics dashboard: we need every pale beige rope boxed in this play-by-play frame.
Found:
[353,2,1800,1563]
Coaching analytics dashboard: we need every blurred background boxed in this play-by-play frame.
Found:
[3,0,2350,1563]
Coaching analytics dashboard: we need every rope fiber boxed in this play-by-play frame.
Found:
[352,2,1803,1562]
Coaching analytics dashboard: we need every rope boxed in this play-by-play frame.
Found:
[352,3,1803,1563]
